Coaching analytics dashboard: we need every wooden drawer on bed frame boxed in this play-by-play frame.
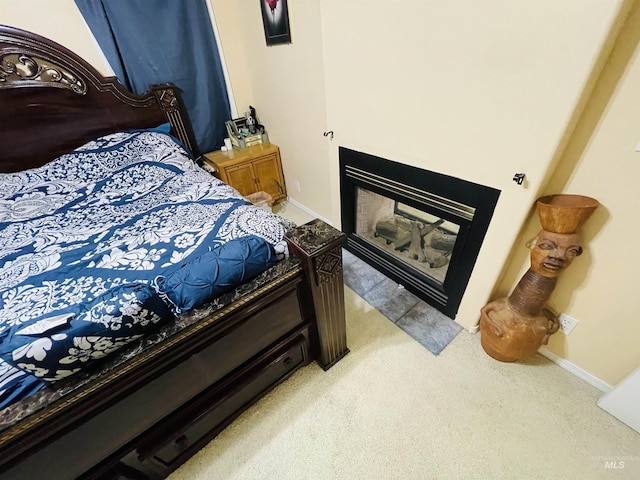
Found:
[97,328,311,480]
[0,277,310,480]
[125,329,310,478]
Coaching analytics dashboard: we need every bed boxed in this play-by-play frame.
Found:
[0,25,348,479]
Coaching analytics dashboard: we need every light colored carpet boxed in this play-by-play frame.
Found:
[170,286,640,480]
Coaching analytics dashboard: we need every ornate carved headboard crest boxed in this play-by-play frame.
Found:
[0,51,87,94]
[0,25,197,173]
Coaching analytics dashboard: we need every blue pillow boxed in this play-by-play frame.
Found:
[126,122,172,134]
[156,235,278,313]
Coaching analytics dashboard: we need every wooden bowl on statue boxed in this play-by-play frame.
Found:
[536,194,598,234]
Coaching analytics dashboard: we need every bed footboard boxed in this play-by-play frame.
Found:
[0,220,347,480]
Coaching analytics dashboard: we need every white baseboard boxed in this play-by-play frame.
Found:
[538,347,612,393]
[467,324,479,334]
[286,197,334,226]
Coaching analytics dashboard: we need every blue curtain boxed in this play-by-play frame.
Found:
[75,0,231,155]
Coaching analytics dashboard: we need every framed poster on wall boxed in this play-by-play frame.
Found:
[261,0,291,46]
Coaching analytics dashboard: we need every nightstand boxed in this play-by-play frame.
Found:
[202,143,287,204]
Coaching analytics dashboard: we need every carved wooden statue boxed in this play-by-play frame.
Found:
[479,194,598,362]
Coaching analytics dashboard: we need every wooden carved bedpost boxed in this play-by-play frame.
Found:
[151,84,198,156]
[479,194,598,362]
[286,219,349,369]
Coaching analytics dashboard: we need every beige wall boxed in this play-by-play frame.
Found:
[3,0,637,384]
[546,42,640,387]
[214,0,635,384]
[211,0,333,222]
[1,0,112,75]
[318,1,621,331]
[207,0,253,116]
[497,2,640,386]
[213,0,623,331]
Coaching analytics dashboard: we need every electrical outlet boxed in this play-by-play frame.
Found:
[294,180,301,192]
[558,313,579,335]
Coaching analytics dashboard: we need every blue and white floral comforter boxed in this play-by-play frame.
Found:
[0,130,286,409]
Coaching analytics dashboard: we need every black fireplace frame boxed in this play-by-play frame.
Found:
[340,147,500,319]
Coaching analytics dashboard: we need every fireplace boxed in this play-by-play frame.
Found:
[340,147,500,319]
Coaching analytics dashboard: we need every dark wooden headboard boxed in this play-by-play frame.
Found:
[0,25,197,173]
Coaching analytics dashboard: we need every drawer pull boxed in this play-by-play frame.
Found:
[175,435,189,450]
[283,356,293,367]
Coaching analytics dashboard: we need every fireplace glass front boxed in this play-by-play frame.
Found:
[355,186,461,286]
[340,147,500,319]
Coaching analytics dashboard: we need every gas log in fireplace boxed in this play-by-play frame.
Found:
[340,147,500,319]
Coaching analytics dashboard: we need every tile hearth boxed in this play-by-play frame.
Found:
[342,249,462,355]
